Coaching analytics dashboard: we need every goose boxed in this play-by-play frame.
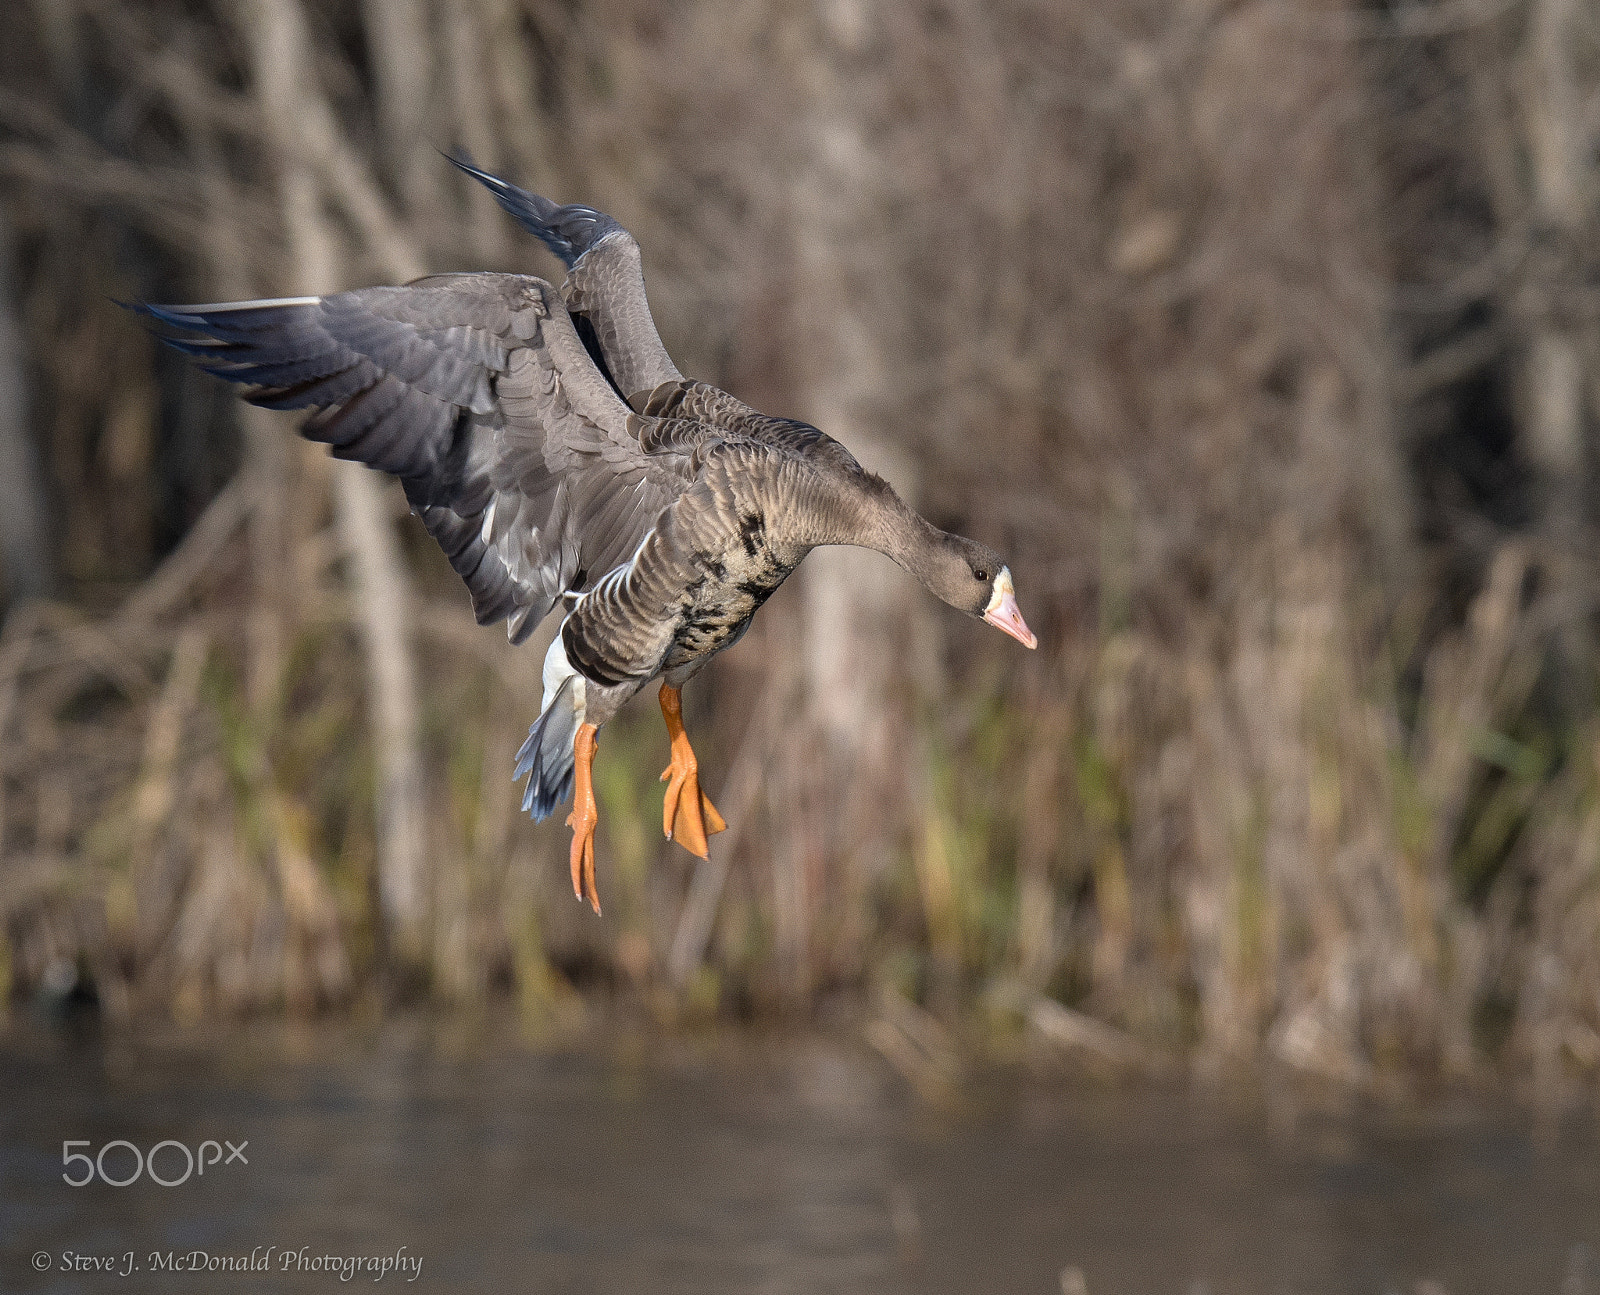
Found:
[129,159,1036,914]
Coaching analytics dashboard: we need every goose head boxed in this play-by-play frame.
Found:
[921,535,1037,649]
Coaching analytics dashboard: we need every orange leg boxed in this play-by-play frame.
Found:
[565,723,602,914]
[658,684,727,858]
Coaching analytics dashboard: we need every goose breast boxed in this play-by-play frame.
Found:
[560,443,812,686]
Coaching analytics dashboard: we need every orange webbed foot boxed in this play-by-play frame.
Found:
[566,724,602,914]
[660,758,726,859]
[658,684,726,859]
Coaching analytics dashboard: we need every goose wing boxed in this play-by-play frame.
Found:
[449,160,863,473]
[448,156,683,403]
[132,273,710,643]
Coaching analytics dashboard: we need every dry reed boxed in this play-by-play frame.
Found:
[0,0,1597,1092]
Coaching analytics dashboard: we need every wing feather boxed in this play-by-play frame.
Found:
[444,166,865,475]
[130,273,710,644]
[448,161,683,401]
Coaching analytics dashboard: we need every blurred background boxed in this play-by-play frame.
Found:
[4,0,1600,1083]
[12,0,1600,1084]
[4,0,1600,1289]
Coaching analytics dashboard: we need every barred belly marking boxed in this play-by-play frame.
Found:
[663,557,792,670]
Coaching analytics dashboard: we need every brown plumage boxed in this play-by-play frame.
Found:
[128,158,1036,913]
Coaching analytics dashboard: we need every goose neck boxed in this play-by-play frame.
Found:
[852,484,943,578]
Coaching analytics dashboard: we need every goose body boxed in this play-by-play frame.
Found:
[131,158,1035,911]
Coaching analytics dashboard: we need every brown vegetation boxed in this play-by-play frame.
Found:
[0,0,1598,1090]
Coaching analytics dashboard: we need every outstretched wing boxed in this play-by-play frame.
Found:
[448,156,683,402]
[449,161,864,474]
[131,273,705,643]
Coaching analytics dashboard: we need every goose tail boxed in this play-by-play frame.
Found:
[515,676,579,820]
[515,633,589,820]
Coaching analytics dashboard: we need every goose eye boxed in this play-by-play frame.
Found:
[974,567,988,582]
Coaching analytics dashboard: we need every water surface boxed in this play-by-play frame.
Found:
[1,1022,1596,1294]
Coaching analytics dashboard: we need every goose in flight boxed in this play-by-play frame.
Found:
[129,158,1036,914]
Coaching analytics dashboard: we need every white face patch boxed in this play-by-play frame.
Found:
[984,566,1015,616]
